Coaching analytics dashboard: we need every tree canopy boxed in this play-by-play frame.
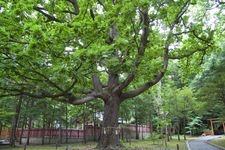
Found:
[0,0,218,102]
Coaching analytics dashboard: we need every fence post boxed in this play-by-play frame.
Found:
[176,144,179,150]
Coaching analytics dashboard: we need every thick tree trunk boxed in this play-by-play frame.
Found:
[97,96,121,150]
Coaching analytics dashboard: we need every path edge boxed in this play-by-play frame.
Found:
[206,140,225,150]
[186,140,191,150]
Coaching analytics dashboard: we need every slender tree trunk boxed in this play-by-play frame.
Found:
[41,116,45,145]
[97,96,121,150]
[59,124,62,144]
[169,126,172,140]
[48,123,52,144]
[0,123,2,137]
[177,123,180,141]
[134,105,139,140]
[183,118,186,140]
[93,108,97,142]
[166,125,169,142]
[121,118,124,141]
[19,118,26,145]
[26,99,34,145]
[149,121,153,137]
[83,104,86,144]
[135,122,139,139]
[65,104,68,144]
[26,117,32,145]
[10,97,22,147]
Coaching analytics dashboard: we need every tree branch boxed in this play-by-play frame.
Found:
[92,74,103,93]
[192,30,212,43]
[121,1,191,100]
[67,93,96,104]
[121,46,169,100]
[27,65,64,92]
[97,0,106,10]
[218,0,225,5]
[0,84,97,105]
[33,6,62,22]
[173,30,193,36]
[8,39,29,45]
[115,9,150,92]
[64,79,77,93]
[173,0,190,24]
[66,0,80,15]
[169,46,211,59]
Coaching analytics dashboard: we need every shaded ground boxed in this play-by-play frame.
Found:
[0,139,187,150]
[188,135,224,150]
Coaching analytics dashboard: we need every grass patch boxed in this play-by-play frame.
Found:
[122,139,187,150]
[0,139,188,150]
[210,136,225,148]
[0,142,96,150]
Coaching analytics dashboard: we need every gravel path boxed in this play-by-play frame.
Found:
[188,136,223,150]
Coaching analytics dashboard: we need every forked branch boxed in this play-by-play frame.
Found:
[116,9,150,92]
[33,6,62,22]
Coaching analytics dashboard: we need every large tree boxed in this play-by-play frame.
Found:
[0,0,220,149]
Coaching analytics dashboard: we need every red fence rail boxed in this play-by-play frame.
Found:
[0,124,152,140]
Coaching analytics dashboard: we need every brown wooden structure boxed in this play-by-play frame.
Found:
[207,118,225,135]
[0,124,152,144]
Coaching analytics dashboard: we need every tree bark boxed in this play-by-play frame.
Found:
[65,104,68,144]
[93,108,97,141]
[19,118,26,145]
[10,97,22,147]
[0,123,2,137]
[97,96,121,150]
[121,118,124,141]
[41,116,45,145]
[26,100,34,145]
[183,117,186,140]
[177,123,180,141]
[135,121,139,140]
[83,105,86,144]
[26,117,32,145]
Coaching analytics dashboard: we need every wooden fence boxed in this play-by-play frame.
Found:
[0,124,151,144]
